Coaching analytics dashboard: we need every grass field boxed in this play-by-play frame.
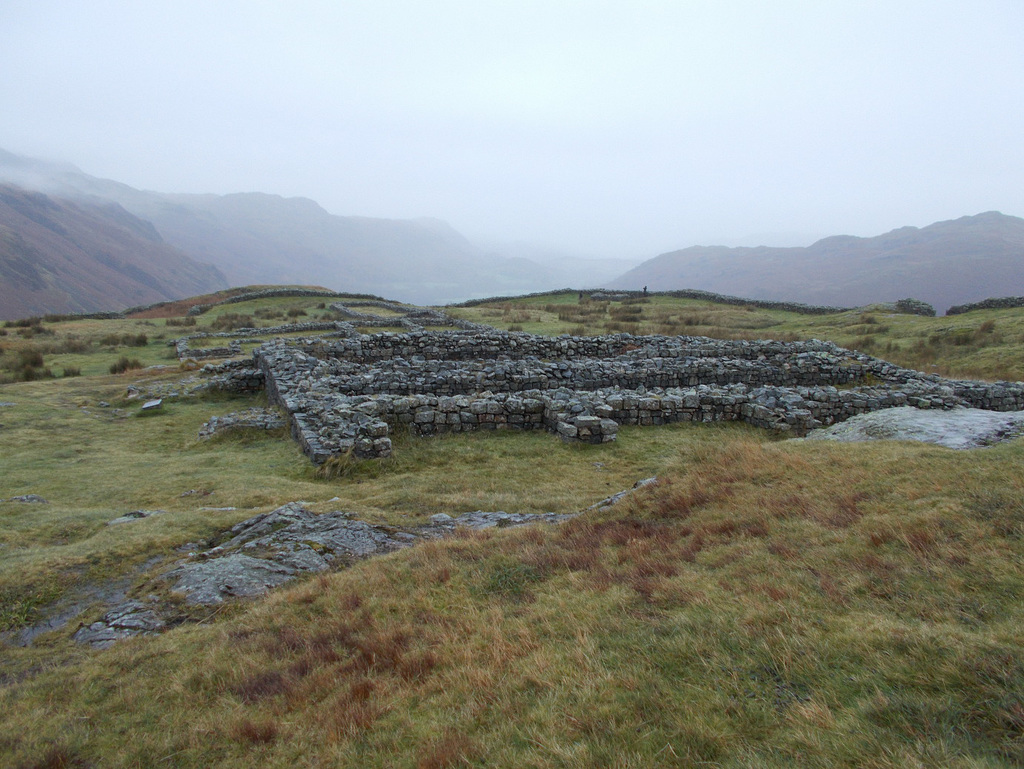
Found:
[1,289,1022,767]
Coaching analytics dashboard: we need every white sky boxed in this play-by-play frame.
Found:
[2,1,1022,257]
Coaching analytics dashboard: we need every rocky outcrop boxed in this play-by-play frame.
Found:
[165,503,415,605]
[804,406,1024,449]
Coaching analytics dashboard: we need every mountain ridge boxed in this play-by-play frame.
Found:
[608,212,1024,314]
[0,150,582,306]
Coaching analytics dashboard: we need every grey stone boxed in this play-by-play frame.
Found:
[589,477,659,511]
[8,494,48,504]
[72,600,166,649]
[108,509,169,525]
[142,398,163,411]
[804,406,1024,449]
[166,502,412,605]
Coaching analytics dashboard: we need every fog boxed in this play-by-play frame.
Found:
[2,1,1022,258]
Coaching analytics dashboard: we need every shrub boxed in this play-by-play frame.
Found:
[18,349,44,368]
[210,313,255,332]
[166,316,197,327]
[110,356,143,374]
[99,332,147,347]
[286,308,308,318]
[58,338,90,354]
[62,366,82,377]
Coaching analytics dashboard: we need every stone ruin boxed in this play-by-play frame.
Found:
[195,302,1024,465]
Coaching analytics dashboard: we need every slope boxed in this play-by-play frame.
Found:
[0,184,227,320]
[0,149,558,305]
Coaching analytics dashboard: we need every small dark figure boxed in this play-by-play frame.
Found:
[642,286,648,296]
[579,291,584,301]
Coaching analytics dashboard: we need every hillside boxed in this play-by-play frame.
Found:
[0,150,565,306]
[609,212,1024,314]
[0,184,227,320]
[1,289,1023,766]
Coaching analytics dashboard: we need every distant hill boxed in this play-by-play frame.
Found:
[0,149,565,306]
[0,183,227,320]
[608,212,1024,314]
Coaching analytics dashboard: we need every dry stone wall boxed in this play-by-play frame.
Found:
[947,296,1024,315]
[240,327,1024,465]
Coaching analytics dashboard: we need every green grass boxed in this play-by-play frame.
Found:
[1,288,1023,767]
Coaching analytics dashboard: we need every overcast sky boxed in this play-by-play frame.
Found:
[2,1,1022,258]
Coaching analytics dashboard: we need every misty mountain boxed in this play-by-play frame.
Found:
[608,212,1024,313]
[0,183,227,320]
[0,150,576,306]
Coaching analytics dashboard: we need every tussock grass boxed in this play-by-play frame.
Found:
[2,434,1022,766]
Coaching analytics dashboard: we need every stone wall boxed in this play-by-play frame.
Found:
[947,296,1024,315]
[187,288,385,316]
[449,288,856,315]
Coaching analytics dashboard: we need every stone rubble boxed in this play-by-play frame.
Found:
[197,408,286,440]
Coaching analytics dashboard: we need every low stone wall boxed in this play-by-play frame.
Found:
[173,321,351,360]
[947,296,1024,315]
[305,329,862,365]
[187,288,385,316]
[450,288,856,315]
[204,359,265,393]
[198,408,285,439]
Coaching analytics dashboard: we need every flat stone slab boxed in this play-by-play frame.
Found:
[166,502,414,604]
[804,406,1024,449]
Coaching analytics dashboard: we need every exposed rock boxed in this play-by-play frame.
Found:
[424,511,575,531]
[166,502,414,605]
[7,494,48,504]
[71,600,166,649]
[141,399,163,411]
[803,406,1024,449]
[108,509,168,525]
[588,477,659,511]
